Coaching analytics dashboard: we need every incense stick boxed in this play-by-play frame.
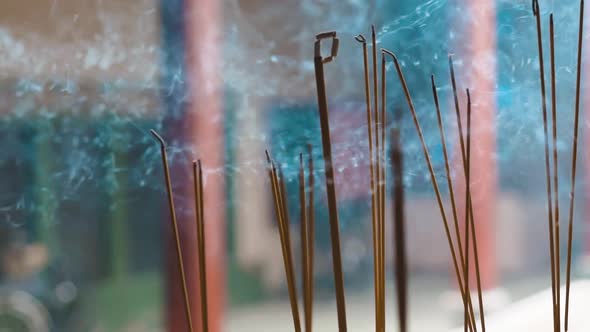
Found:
[464,89,486,332]
[300,153,312,332]
[379,45,388,332]
[355,34,380,332]
[151,129,194,332]
[391,125,407,332]
[385,51,476,332]
[313,31,348,332]
[372,26,385,332]
[448,57,479,332]
[266,152,302,332]
[193,160,209,332]
[431,75,474,332]
[462,93,472,332]
[565,2,585,331]
[448,57,487,332]
[279,167,303,332]
[550,15,561,332]
[532,3,558,330]
[307,144,315,330]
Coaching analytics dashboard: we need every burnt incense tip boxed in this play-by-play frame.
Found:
[316,31,337,40]
[371,24,376,35]
[314,31,339,62]
[532,0,539,15]
[193,160,197,167]
[382,48,396,63]
[150,129,166,147]
[265,150,272,164]
[355,34,366,43]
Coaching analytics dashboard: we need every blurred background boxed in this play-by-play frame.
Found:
[0,0,589,331]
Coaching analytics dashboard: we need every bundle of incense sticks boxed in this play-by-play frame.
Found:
[151,130,209,332]
[531,1,585,331]
[149,1,586,330]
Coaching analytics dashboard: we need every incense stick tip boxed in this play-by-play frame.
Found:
[532,0,539,15]
[354,34,366,43]
[381,48,396,62]
[150,129,166,147]
[315,31,337,40]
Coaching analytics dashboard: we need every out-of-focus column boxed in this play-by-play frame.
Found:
[183,0,226,331]
[453,0,498,292]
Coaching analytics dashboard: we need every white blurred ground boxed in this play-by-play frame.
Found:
[226,276,552,332]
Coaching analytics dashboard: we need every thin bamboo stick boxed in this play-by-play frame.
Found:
[151,129,194,332]
[193,160,209,332]
[565,2,585,331]
[313,31,348,332]
[532,3,558,330]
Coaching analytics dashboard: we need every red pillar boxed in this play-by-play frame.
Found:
[166,0,226,331]
[453,0,498,291]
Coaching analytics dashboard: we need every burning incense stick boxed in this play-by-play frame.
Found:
[391,124,407,332]
[431,75,474,332]
[549,15,561,332]
[193,160,209,332]
[266,151,302,332]
[532,2,558,330]
[385,50,476,332]
[355,34,380,332]
[151,129,194,332]
[300,153,312,332]
[313,31,348,332]
[565,2,585,331]
[307,144,315,330]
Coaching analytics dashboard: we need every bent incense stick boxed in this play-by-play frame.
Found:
[151,129,194,332]
[313,31,348,332]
